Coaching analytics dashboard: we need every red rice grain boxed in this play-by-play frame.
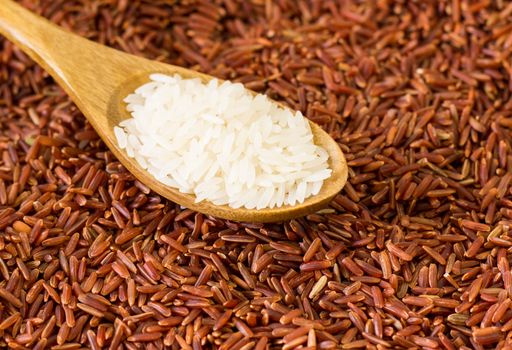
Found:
[1,0,512,349]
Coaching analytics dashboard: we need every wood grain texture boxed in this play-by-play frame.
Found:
[0,0,348,222]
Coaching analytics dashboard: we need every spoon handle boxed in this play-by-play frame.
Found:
[0,0,152,134]
[0,0,89,86]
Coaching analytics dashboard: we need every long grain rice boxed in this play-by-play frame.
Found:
[115,75,331,209]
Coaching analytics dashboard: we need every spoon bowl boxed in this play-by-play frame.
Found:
[0,0,348,222]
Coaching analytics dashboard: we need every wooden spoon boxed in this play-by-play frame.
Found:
[0,0,348,222]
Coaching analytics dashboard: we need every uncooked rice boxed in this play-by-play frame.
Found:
[3,0,512,349]
[114,74,331,209]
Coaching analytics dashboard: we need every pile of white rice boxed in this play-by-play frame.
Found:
[114,74,332,209]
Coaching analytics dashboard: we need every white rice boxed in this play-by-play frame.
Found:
[114,74,332,209]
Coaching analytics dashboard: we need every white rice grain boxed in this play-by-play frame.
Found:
[114,74,332,209]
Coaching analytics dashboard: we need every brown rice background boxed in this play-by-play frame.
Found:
[1,0,512,349]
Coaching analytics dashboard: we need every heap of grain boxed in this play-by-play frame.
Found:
[115,74,331,209]
[0,1,511,349]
